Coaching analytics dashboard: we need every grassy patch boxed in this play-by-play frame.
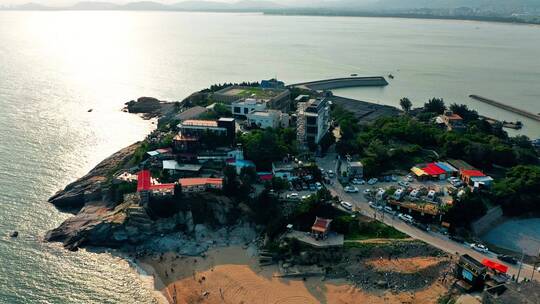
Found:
[344,220,408,240]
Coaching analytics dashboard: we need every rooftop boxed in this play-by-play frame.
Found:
[312,217,332,233]
[175,106,208,121]
[217,86,288,99]
[179,177,223,187]
[180,119,219,128]
[461,169,486,177]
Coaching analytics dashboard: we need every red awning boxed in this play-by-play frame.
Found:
[482,259,508,273]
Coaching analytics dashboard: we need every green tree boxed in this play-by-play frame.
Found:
[424,98,446,114]
[493,165,540,216]
[400,97,413,113]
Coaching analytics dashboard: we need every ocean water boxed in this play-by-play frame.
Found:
[0,11,539,303]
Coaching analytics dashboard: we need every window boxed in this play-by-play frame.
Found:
[244,108,249,114]
[234,107,241,113]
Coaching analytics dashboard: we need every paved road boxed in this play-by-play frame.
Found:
[316,153,539,282]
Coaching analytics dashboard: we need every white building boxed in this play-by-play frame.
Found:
[297,98,330,145]
[246,110,289,129]
[231,98,267,118]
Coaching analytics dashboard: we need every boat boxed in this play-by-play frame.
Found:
[350,73,358,76]
[388,74,394,79]
[9,231,18,238]
[87,109,93,112]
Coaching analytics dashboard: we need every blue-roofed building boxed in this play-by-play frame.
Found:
[260,78,285,89]
[435,162,458,176]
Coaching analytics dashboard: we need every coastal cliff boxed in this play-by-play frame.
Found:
[48,142,142,211]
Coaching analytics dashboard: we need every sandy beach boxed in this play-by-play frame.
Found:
[139,246,450,304]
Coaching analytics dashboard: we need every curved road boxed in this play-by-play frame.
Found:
[316,153,539,282]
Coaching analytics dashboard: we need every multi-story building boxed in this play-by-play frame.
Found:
[231,98,267,118]
[176,117,236,146]
[214,85,291,111]
[246,110,289,129]
[297,98,330,145]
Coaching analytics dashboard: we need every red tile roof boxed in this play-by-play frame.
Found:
[312,217,332,233]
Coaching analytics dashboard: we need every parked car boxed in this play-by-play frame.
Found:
[367,178,378,185]
[397,213,414,224]
[327,170,335,178]
[383,206,395,215]
[352,178,365,185]
[406,174,414,182]
[369,201,382,210]
[391,175,397,182]
[470,243,489,253]
[301,194,312,200]
[497,255,518,265]
[398,181,409,187]
[315,182,323,190]
[286,193,299,199]
[344,186,359,193]
[340,201,353,210]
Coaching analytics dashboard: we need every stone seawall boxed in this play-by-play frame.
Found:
[290,76,388,90]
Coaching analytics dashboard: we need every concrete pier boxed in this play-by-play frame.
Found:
[289,76,388,90]
[469,95,540,122]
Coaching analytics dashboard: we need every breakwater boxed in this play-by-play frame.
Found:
[289,76,388,90]
[469,95,540,122]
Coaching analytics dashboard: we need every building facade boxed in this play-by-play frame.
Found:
[231,98,267,118]
[246,110,289,129]
[297,98,330,145]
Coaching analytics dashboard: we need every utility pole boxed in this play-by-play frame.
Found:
[516,250,525,283]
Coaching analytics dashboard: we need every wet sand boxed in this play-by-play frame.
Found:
[140,246,449,304]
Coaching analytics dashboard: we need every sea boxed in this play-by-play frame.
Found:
[0,11,539,303]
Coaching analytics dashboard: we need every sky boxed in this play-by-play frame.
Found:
[0,0,348,7]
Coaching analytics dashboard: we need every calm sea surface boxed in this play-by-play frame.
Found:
[0,11,539,303]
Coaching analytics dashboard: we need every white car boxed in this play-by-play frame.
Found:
[470,243,489,253]
[340,201,353,210]
[398,213,414,224]
[367,178,378,185]
[301,194,311,200]
[352,178,365,185]
[344,186,359,193]
[327,170,335,177]
[287,193,299,199]
[315,182,323,190]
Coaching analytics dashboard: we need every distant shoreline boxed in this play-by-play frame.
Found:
[1,8,539,26]
[263,11,540,26]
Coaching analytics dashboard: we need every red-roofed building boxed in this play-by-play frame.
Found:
[179,177,223,193]
[439,111,465,131]
[413,162,448,180]
[311,217,332,240]
[137,170,176,196]
[460,169,485,185]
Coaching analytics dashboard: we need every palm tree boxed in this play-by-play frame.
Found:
[400,97,412,113]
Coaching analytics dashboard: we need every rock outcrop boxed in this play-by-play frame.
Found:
[48,142,141,210]
[124,97,176,119]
